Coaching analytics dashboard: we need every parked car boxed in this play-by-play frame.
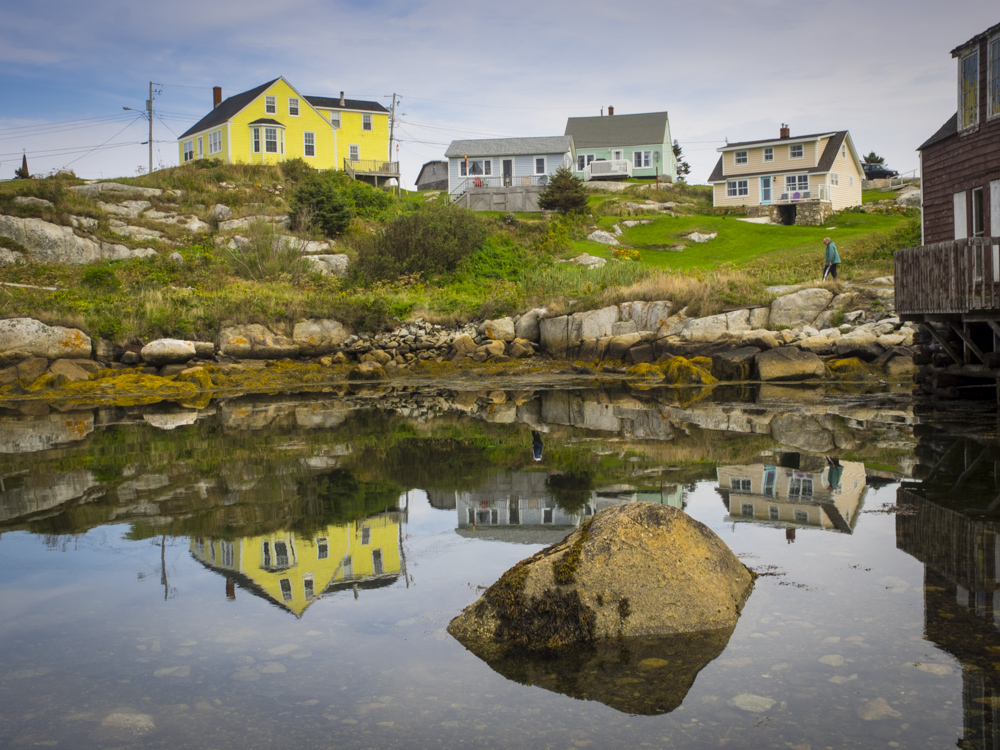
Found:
[862,163,899,180]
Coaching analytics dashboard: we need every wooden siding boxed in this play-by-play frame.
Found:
[723,139,818,176]
[895,236,1000,315]
[922,34,1000,244]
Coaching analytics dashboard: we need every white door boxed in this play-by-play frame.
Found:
[954,191,968,240]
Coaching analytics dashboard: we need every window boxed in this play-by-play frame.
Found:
[265,95,276,114]
[349,144,359,161]
[830,173,839,187]
[763,147,774,162]
[509,502,519,525]
[262,541,271,567]
[793,510,809,524]
[790,144,804,159]
[316,538,328,559]
[535,156,545,175]
[740,503,755,517]
[274,541,289,567]
[788,476,813,497]
[288,97,299,116]
[960,50,979,128]
[329,111,341,128]
[735,150,748,165]
[577,154,595,171]
[208,130,222,155]
[182,140,194,162]
[972,187,985,237]
[460,159,491,177]
[372,549,384,575]
[264,127,278,153]
[633,150,651,168]
[362,113,372,131]
[477,509,498,525]
[304,132,315,157]
[361,526,371,545]
[209,541,215,561]
[342,555,353,578]
[730,477,752,492]
[252,128,260,153]
[467,507,475,524]
[785,174,809,193]
[990,36,1000,118]
[303,576,314,600]
[197,137,203,158]
[769,506,779,521]
[841,144,847,158]
[542,507,553,524]
[726,179,748,197]
[221,541,234,567]
[279,578,293,602]
[849,175,854,187]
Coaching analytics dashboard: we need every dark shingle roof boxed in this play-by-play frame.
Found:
[444,136,573,158]
[918,114,958,151]
[247,118,283,126]
[564,111,669,148]
[180,79,278,138]
[305,96,388,113]
[707,131,850,183]
[950,21,1000,56]
[721,131,836,150]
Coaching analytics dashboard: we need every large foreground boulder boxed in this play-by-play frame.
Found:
[448,503,753,658]
[0,318,91,365]
[216,324,299,359]
[140,338,197,366]
[755,347,825,381]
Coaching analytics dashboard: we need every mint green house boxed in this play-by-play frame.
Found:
[564,110,676,182]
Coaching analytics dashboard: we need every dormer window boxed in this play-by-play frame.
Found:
[735,150,748,165]
[960,50,978,129]
[790,144,804,159]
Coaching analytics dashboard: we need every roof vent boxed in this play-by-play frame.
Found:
[340,91,345,106]
[780,124,790,139]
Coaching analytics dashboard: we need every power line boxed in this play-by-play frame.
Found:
[0,112,136,135]
[397,94,589,111]
[62,115,146,168]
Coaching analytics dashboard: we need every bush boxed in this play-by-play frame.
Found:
[341,179,398,220]
[81,266,120,290]
[288,175,352,237]
[225,219,309,281]
[279,158,313,184]
[538,165,589,214]
[353,205,491,282]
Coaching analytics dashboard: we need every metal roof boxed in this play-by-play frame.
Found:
[564,111,669,148]
[444,136,574,158]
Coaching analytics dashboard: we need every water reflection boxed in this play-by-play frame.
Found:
[718,455,868,533]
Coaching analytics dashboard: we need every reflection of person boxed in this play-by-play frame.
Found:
[826,456,843,490]
[823,237,841,281]
[531,431,543,462]
[785,527,795,544]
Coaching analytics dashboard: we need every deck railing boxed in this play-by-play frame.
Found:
[448,174,547,202]
[584,159,633,181]
[895,236,1000,315]
[343,158,400,176]
[774,184,830,203]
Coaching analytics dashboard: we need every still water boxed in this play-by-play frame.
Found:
[0,383,995,748]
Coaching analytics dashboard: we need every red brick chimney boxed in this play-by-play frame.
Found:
[780,123,790,139]
[213,86,222,109]
[608,105,615,116]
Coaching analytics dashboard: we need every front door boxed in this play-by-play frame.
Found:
[760,176,772,204]
[502,159,513,187]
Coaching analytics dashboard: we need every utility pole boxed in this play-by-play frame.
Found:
[388,93,396,165]
[147,82,154,176]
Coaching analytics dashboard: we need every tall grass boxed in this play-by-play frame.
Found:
[224,219,309,281]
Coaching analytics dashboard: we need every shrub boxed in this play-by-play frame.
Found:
[288,175,352,237]
[341,179,398,220]
[225,219,309,281]
[279,158,313,184]
[353,205,491,282]
[81,266,121,291]
[538,165,589,214]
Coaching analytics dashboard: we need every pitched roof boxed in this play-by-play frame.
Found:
[720,131,837,150]
[564,111,669,148]
[305,96,389,113]
[180,79,279,139]
[707,131,851,183]
[950,20,1000,56]
[247,118,284,126]
[444,136,573,158]
[918,113,958,151]
[179,78,387,139]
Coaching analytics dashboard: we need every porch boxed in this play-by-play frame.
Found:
[584,159,633,181]
[343,158,400,188]
[448,174,548,211]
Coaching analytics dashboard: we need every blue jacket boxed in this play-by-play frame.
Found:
[825,241,841,265]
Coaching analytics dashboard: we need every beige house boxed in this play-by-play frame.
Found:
[707,125,864,225]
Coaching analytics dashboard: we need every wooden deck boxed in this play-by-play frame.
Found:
[895,236,1000,318]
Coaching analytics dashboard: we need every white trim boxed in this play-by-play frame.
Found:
[182,139,194,163]
[208,130,222,155]
[763,147,774,162]
[288,97,299,117]
[197,136,203,158]
[303,131,315,158]
[534,155,546,175]
[349,144,360,161]
[989,33,1000,120]
[726,179,748,197]
[734,150,748,165]
[830,173,839,187]
[265,95,277,115]
[717,134,831,153]
[226,122,232,163]
[954,191,968,240]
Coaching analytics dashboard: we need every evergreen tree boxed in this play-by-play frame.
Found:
[537,165,589,213]
[862,151,885,165]
[672,140,691,179]
[13,165,29,179]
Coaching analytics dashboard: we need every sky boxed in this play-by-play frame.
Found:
[1,1,997,187]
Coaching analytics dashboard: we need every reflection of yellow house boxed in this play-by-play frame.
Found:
[190,513,401,617]
[717,461,867,533]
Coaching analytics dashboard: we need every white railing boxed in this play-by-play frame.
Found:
[584,159,633,181]
[774,184,830,203]
[888,170,919,190]
[449,174,548,201]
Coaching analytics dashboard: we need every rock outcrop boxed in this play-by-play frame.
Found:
[448,503,754,656]
[0,318,92,365]
[216,325,299,359]
[0,215,157,265]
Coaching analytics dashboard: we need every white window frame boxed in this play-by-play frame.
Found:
[197,137,203,158]
[460,159,492,177]
[316,537,328,559]
[830,173,839,187]
[252,128,260,153]
[989,34,1000,120]
[349,144,360,161]
[959,49,979,129]
[264,127,278,153]
[784,174,809,193]
[265,95,276,114]
[303,575,315,600]
[288,97,299,116]
[577,153,595,172]
[303,131,315,157]
[183,140,194,162]
[534,156,546,175]
[329,111,341,129]
[726,179,748,197]
[740,503,755,517]
[841,144,847,158]
[763,147,774,162]
[208,130,222,155]
[734,150,748,165]
[789,144,804,159]
[633,150,652,169]
[954,191,968,240]
[362,113,372,131]
[730,477,752,492]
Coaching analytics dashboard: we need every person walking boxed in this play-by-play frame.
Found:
[823,237,841,281]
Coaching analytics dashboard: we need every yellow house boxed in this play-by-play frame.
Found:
[177,77,398,185]
[190,512,402,617]
[707,125,863,225]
